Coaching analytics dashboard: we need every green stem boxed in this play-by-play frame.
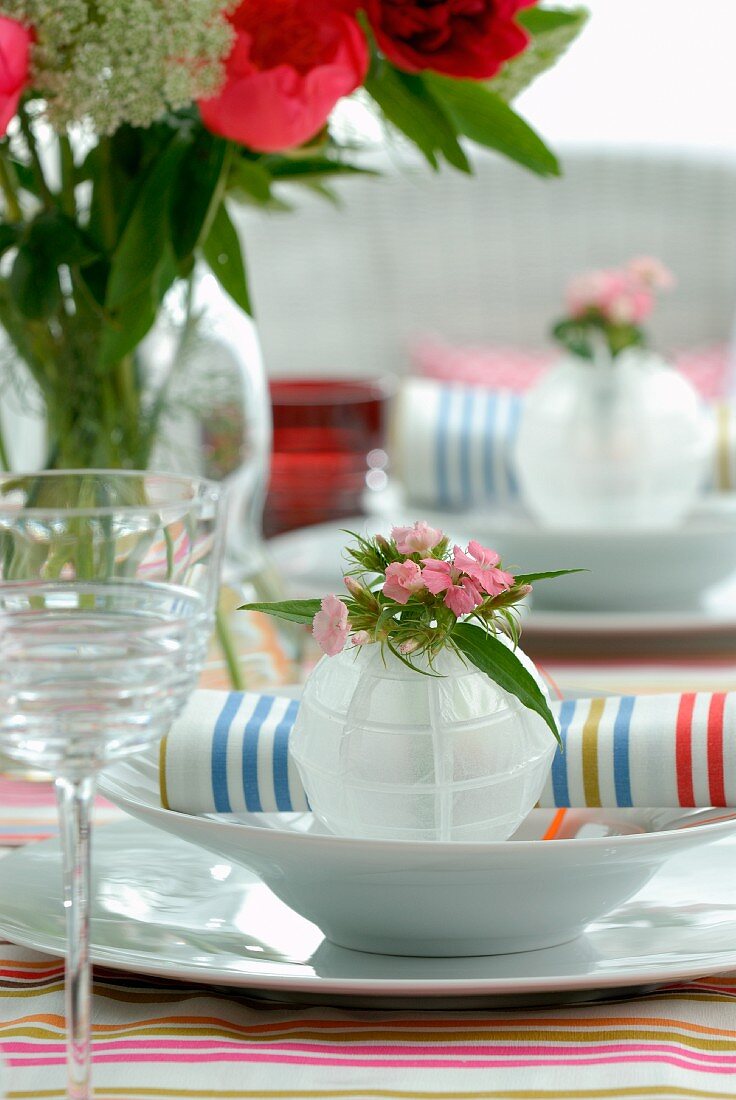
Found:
[0,411,11,471]
[0,148,22,222]
[17,104,54,209]
[58,132,76,218]
[97,136,117,252]
[216,606,245,691]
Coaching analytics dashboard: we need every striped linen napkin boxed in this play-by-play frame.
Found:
[160,689,736,814]
[392,378,736,509]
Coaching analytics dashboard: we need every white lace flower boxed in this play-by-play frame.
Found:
[3,0,234,132]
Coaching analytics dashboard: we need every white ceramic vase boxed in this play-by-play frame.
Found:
[514,350,713,530]
[291,641,555,843]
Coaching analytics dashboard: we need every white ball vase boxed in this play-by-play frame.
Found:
[291,640,556,843]
[514,351,713,530]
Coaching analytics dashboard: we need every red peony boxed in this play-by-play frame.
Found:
[0,17,32,137]
[363,0,536,79]
[199,0,369,154]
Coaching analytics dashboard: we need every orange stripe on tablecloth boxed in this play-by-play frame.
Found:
[676,693,697,806]
[542,810,567,840]
[582,698,605,807]
[708,693,727,806]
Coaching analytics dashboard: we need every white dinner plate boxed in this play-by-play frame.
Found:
[3,819,736,1009]
[99,742,736,957]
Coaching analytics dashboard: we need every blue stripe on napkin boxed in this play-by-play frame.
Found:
[551,699,576,806]
[483,390,497,500]
[211,692,243,813]
[243,695,275,812]
[613,695,635,807]
[273,698,299,812]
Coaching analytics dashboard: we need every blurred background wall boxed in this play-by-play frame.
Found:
[237,1,736,383]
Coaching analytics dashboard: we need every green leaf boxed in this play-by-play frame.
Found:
[239,599,323,625]
[228,158,275,205]
[105,135,187,310]
[492,7,589,103]
[265,156,379,181]
[0,223,20,257]
[170,130,228,262]
[365,62,471,173]
[513,569,587,586]
[453,622,560,743]
[424,73,559,177]
[99,282,157,365]
[9,244,59,320]
[28,211,99,267]
[202,200,251,313]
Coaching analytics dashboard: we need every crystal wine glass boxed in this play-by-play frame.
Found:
[0,471,225,1100]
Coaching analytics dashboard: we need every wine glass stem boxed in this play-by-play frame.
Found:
[55,774,96,1100]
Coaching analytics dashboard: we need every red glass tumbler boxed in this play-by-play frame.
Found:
[265,378,391,539]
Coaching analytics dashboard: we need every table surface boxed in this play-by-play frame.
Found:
[3,615,736,1099]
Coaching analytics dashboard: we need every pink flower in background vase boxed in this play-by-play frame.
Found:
[313,594,350,655]
[383,560,425,604]
[0,17,32,137]
[628,256,676,290]
[199,0,369,153]
[454,541,514,596]
[421,557,483,616]
[565,257,674,329]
[392,521,443,556]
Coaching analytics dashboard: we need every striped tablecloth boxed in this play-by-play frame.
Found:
[4,630,736,1098]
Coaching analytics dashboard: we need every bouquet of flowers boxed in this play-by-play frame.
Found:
[245,520,580,740]
[553,256,675,361]
[0,0,585,473]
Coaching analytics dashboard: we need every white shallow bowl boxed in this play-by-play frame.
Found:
[479,502,736,612]
[99,749,736,957]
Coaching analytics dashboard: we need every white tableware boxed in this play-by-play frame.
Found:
[98,750,736,957]
[4,819,736,1008]
[267,502,736,615]
[293,643,554,843]
[515,351,712,531]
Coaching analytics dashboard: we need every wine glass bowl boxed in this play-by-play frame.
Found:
[0,470,225,1099]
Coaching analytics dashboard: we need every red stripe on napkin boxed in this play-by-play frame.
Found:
[676,693,696,806]
[707,692,727,807]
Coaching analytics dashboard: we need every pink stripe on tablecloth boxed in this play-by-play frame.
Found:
[6,1040,736,1062]
[8,1052,736,1071]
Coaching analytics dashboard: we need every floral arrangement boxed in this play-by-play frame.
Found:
[552,256,675,362]
[244,520,579,740]
[0,0,585,473]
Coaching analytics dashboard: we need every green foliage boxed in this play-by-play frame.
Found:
[493,7,590,103]
[513,569,586,586]
[365,60,470,172]
[453,622,560,742]
[202,200,251,313]
[553,316,647,361]
[424,73,559,177]
[240,599,324,625]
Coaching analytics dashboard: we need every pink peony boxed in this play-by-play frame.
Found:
[453,541,515,597]
[420,558,483,616]
[0,17,32,137]
[383,560,425,605]
[199,0,369,153]
[312,594,349,656]
[392,521,444,556]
